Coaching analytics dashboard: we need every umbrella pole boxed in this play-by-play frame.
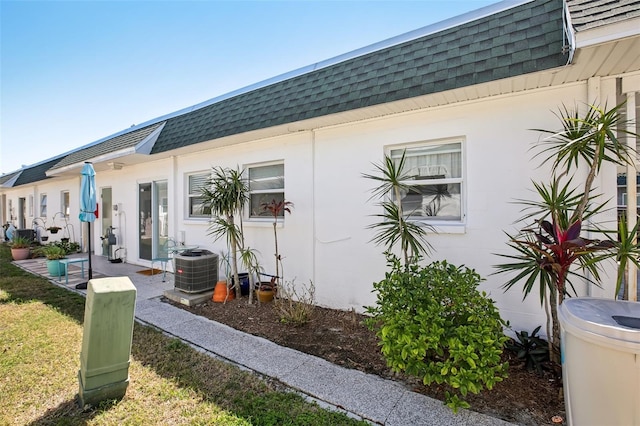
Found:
[75,222,92,290]
[88,220,93,280]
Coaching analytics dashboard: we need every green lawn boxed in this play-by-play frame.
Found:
[0,245,366,425]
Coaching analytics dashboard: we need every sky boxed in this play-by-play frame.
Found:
[1,0,498,175]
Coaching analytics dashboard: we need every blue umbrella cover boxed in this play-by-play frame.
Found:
[77,162,96,289]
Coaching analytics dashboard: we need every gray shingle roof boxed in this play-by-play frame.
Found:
[0,171,20,186]
[567,0,640,31]
[50,121,165,170]
[10,0,634,185]
[11,156,65,187]
[151,0,567,155]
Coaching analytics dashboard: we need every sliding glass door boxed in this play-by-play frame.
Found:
[138,180,168,261]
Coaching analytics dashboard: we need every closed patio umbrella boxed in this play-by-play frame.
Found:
[76,162,96,290]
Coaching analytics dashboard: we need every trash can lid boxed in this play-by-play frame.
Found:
[559,298,640,348]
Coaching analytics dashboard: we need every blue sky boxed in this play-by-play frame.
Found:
[1,0,497,175]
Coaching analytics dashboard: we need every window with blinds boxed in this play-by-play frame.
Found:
[187,172,210,218]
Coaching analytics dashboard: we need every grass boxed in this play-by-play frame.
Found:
[0,245,367,425]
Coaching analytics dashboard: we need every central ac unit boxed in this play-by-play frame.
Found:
[174,249,218,293]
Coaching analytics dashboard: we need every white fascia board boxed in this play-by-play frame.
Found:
[575,17,640,47]
[46,148,136,176]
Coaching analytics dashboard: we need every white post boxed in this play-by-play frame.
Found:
[626,91,637,301]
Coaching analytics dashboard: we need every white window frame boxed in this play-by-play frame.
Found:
[246,161,285,221]
[620,190,640,207]
[388,139,465,233]
[61,191,70,218]
[28,195,33,218]
[39,194,47,218]
[186,172,210,219]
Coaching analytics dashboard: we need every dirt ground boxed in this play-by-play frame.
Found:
[165,296,566,426]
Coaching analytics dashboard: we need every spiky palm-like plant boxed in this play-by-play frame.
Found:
[363,151,433,265]
[495,102,637,363]
[200,166,248,296]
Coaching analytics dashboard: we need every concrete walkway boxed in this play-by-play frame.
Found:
[14,254,514,426]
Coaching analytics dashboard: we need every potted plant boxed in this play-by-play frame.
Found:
[261,199,293,287]
[256,276,277,303]
[213,251,235,303]
[46,226,62,234]
[39,245,67,277]
[239,246,262,304]
[10,236,31,261]
[200,166,248,297]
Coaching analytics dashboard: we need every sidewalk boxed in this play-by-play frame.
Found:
[14,254,513,426]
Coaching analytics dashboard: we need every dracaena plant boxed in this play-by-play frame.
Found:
[494,102,637,364]
[363,150,433,265]
[201,166,248,296]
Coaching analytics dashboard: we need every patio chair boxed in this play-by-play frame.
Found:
[151,238,177,282]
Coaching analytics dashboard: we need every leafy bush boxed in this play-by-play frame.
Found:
[505,326,549,374]
[365,254,509,412]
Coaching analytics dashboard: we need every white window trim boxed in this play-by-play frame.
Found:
[39,193,48,218]
[245,160,285,223]
[61,191,70,218]
[185,171,211,221]
[387,138,466,234]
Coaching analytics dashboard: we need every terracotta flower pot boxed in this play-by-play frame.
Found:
[11,247,30,261]
[256,284,274,303]
[212,280,235,303]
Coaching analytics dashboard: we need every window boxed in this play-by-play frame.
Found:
[28,195,33,217]
[390,141,463,222]
[248,163,284,218]
[187,173,210,218]
[40,194,47,217]
[61,191,70,217]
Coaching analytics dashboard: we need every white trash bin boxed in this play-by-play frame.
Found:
[558,297,640,426]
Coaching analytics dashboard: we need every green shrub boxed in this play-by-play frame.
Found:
[365,254,509,412]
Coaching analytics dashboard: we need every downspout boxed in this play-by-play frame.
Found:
[562,0,576,65]
[311,130,317,290]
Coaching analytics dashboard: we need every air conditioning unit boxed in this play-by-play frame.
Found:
[174,249,218,293]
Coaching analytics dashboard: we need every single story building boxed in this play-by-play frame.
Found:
[2,0,639,334]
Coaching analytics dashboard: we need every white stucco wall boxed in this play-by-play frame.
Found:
[3,74,633,336]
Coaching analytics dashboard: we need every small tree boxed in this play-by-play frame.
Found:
[495,102,638,363]
[363,151,433,265]
[261,199,293,285]
[200,167,248,296]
